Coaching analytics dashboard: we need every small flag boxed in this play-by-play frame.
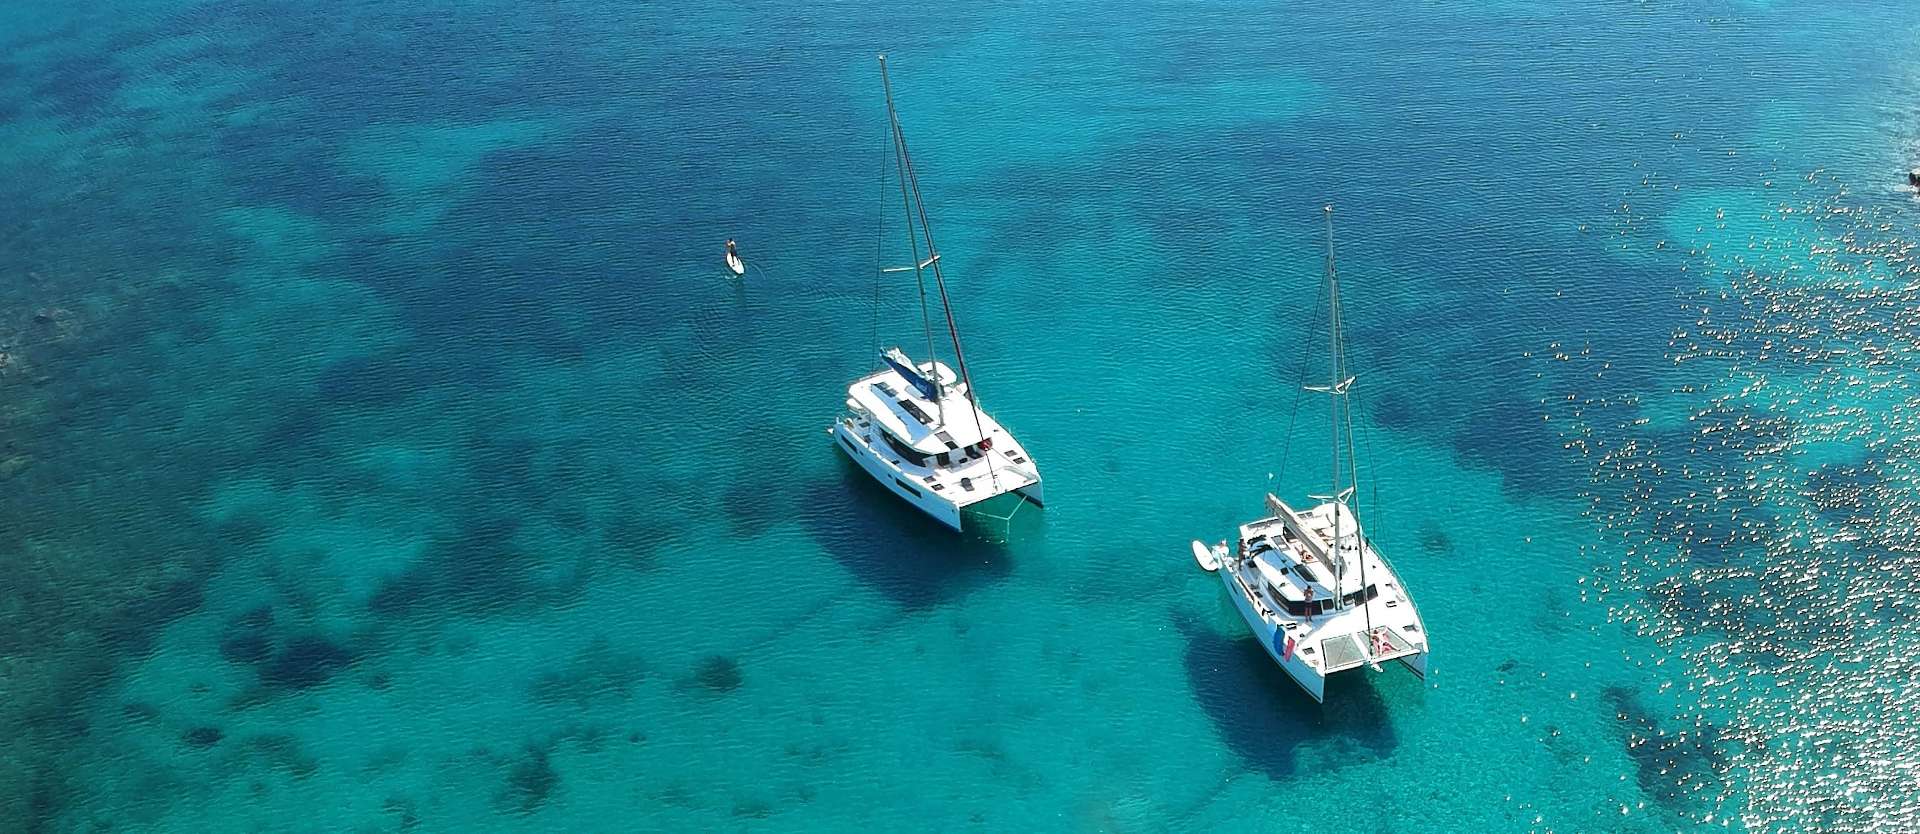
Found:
[1282,635,1297,662]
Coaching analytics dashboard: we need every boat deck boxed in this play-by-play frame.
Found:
[836,359,1041,509]
[847,360,1004,456]
[844,413,1036,503]
[1221,494,1428,677]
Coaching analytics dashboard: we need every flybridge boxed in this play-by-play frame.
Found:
[853,362,991,457]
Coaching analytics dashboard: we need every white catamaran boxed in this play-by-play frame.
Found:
[1192,206,1428,703]
[828,56,1044,532]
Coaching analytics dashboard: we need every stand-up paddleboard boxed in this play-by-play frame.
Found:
[1191,540,1220,572]
[725,249,746,276]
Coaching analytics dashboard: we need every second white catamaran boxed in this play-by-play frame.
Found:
[828,56,1044,532]
[1192,206,1428,702]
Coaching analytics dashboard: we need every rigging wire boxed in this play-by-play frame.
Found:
[880,54,1001,491]
[1355,386,1383,561]
[1323,206,1374,641]
[872,109,889,358]
[1274,254,1331,495]
[880,69,942,396]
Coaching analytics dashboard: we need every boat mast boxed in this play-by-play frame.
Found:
[1323,206,1374,636]
[878,54,945,426]
[1324,205,1346,609]
[877,55,992,451]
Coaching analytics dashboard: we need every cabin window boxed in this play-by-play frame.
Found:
[892,478,922,498]
[936,452,951,466]
[880,431,927,465]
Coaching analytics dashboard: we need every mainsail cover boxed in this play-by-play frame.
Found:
[883,348,940,401]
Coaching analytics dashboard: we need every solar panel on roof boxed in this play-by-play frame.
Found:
[898,399,933,425]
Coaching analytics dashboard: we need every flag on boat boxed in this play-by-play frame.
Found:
[1281,634,1296,662]
[882,347,940,400]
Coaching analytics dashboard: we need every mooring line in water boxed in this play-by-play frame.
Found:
[965,490,1034,544]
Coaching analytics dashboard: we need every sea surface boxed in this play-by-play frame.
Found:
[3,1,1919,831]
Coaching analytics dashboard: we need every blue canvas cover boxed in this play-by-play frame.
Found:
[882,348,940,401]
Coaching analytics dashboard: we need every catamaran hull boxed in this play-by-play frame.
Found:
[830,422,965,531]
[1219,570,1327,703]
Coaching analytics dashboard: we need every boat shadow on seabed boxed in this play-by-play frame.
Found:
[1178,619,1400,782]
[799,459,1042,611]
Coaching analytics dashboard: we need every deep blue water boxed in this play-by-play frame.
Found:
[4,1,1920,831]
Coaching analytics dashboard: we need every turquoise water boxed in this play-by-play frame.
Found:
[4,1,1920,831]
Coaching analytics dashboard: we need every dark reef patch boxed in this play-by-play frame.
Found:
[602,516,673,572]
[1180,629,1397,781]
[314,352,431,409]
[723,479,784,538]
[692,656,743,694]
[1444,394,1577,499]
[262,634,354,689]
[383,796,421,831]
[96,572,209,656]
[527,637,646,707]
[33,53,127,121]
[1419,525,1453,554]
[368,515,584,618]
[1602,685,1727,814]
[220,630,274,664]
[1802,461,1880,528]
[218,606,275,665]
[246,732,319,778]
[733,799,774,819]
[214,119,387,223]
[182,726,225,749]
[497,744,559,814]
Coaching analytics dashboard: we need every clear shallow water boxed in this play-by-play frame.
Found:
[4,1,1920,831]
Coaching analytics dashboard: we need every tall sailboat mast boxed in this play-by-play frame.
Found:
[1321,205,1373,632]
[1324,206,1347,608]
[879,56,945,425]
[877,54,991,447]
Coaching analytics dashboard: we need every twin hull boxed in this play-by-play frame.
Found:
[831,420,965,530]
[1220,569,1328,702]
[1218,569,1428,703]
